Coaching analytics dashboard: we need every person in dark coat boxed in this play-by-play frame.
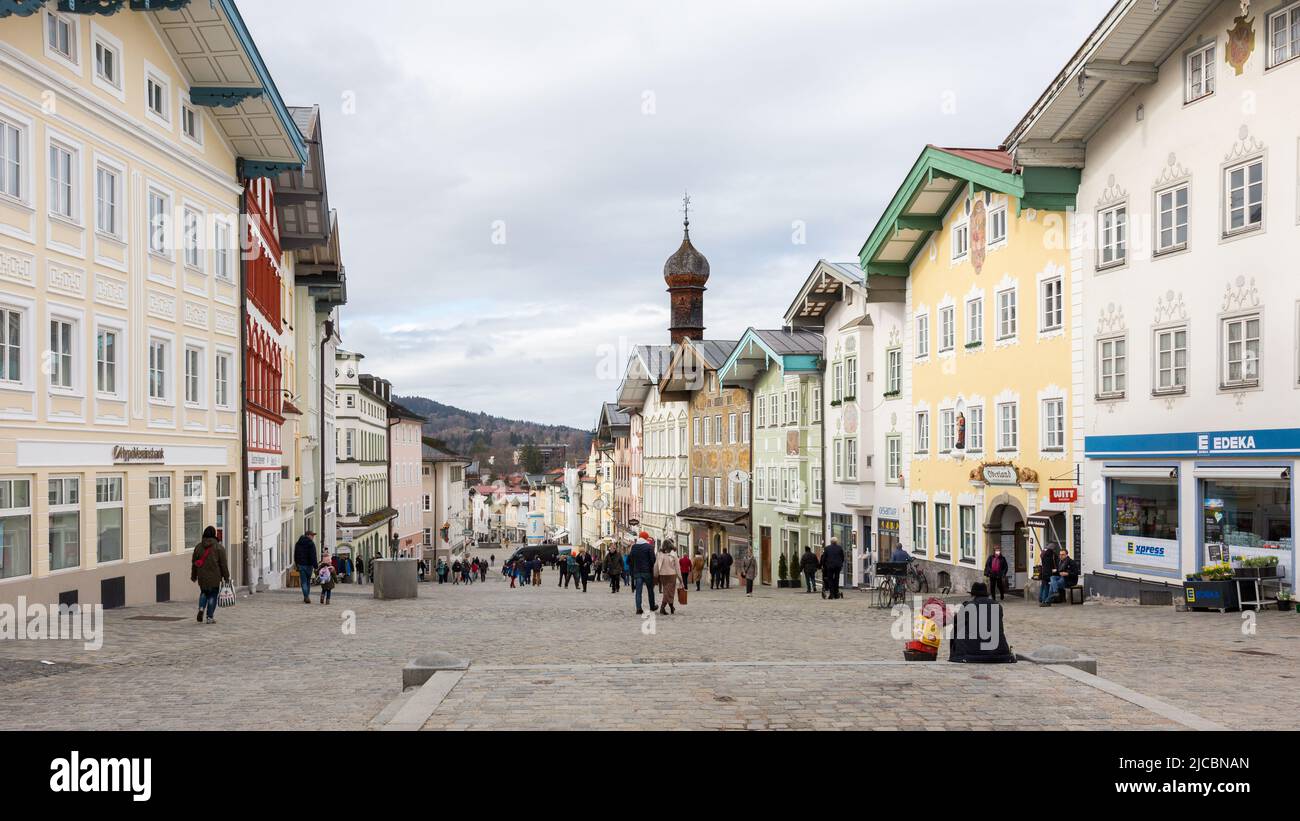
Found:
[821,539,846,600]
[629,534,658,615]
[949,582,1016,663]
[191,526,231,624]
[604,549,623,593]
[719,548,733,589]
[1037,544,1058,606]
[984,546,1010,601]
[708,552,721,589]
[293,529,318,604]
[800,547,820,594]
[1050,548,1079,602]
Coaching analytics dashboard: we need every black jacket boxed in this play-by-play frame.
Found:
[293,535,317,568]
[949,597,1016,664]
[821,542,845,572]
[629,542,657,575]
[720,552,733,569]
[709,554,720,571]
[604,552,622,576]
[1057,557,1080,586]
[1039,549,1058,577]
[800,551,820,574]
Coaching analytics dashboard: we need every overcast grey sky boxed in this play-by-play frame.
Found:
[241,0,1112,429]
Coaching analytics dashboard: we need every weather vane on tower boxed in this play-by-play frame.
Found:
[681,190,691,235]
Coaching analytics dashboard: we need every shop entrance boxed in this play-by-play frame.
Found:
[986,499,1027,591]
[759,527,772,586]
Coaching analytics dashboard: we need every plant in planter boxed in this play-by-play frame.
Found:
[1185,563,1239,612]
[1238,555,1280,578]
[777,553,789,588]
[1277,589,1293,611]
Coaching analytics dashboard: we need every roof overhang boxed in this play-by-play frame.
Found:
[783,259,868,326]
[1004,0,1220,163]
[657,338,709,399]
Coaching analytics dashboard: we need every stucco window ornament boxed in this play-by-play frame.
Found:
[1154,153,1191,188]
[1221,275,1261,312]
[1095,175,1127,209]
[1224,125,1265,163]
[1153,291,1188,324]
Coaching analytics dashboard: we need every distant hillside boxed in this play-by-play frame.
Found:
[396,395,592,473]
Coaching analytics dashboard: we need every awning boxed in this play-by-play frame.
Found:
[1193,466,1291,482]
[1101,465,1178,480]
[676,506,749,526]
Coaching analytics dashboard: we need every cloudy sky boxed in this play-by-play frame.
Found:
[240,0,1112,429]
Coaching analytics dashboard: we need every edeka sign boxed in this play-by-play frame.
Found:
[1086,427,1300,458]
[1110,534,1180,572]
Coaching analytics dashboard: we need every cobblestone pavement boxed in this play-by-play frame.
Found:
[0,546,1294,730]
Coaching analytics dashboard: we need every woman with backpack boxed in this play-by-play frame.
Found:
[316,550,337,605]
[190,526,230,625]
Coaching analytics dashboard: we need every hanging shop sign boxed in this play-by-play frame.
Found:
[1049,487,1078,504]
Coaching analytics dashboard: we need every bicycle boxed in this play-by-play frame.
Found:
[873,561,912,609]
[905,561,930,594]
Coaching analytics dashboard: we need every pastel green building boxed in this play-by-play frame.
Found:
[720,329,824,587]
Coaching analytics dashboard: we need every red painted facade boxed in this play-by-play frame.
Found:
[243,178,284,461]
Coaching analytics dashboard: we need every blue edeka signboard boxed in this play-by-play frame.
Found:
[1086,427,1300,458]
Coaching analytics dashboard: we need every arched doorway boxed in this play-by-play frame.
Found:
[985,494,1028,592]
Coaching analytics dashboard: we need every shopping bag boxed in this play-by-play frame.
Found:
[217,580,236,608]
[677,586,687,606]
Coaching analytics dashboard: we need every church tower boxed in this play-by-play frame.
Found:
[663,193,709,344]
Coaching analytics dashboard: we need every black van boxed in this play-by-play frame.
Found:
[508,543,561,566]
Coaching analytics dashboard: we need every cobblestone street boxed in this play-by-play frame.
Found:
[0,552,1296,730]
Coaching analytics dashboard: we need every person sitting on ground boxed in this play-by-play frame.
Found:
[949,582,1017,664]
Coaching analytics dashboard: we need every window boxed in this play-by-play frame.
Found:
[939,307,954,352]
[183,475,203,548]
[95,327,117,395]
[1268,1,1300,67]
[1108,479,1179,546]
[728,413,737,444]
[832,362,843,402]
[183,208,201,269]
[714,477,722,506]
[916,314,929,358]
[184,346,202,405]
[48,142,75,219]
[742,412,751,442]
[951,222,969,260]
[94,36,120,89]
[46,11,76,63]
[997,402,1018,451]
[1222,314,1261,387]
[48,476,80,571]
[939,409,955,452]
[754,470,764,501]
[886,436,901,483]
[989,206,1007,245]
[845,358,857,399]
[1042,398,1065,451]
[935,503,951,558]
[0,306,22,383]
[1155,184,1189,253]
[148,337,168,401]
[0,478,32,579]
[1098,336,1127,398]
[96,476,123,563]
[727,477,736,507]
[0,118,22,200]
[345,430,355,459]
[693,476,702,504]
[997,289,1017,339]
[1185,40,1216,101]
[811,470,820,504]
[846,438,858,481]
[968,405,984,453]
[215,351,231,408]
[181,104,201,144]
[95,164,120,236]
[49,318,73,390]
[833,439,844,481]
[344,482,355,515]
[1154,327,1187,393]
[915,411,930,454]
[754,400,764,430]
[911,502,927,555]
[781,468,790,502]
[966,298,983,345]
[1224,158,1264,235]
[960,505,976,562]
[148,475,171,554]
[1040,277,1063,332]
[214,221,232,281]
[886,348,901,393]
[146,74,168,122]
[702,478,711,506]
[1098,204,1127,268]
[148,188,170,255]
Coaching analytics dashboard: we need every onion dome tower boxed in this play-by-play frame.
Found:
[663,192,709,344]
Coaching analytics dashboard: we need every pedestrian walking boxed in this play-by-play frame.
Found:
[317,551,337,605]
[565,552,580,590]
[984,546,1010,601]
[720,548,733,589]
[821,538,845,600]
[191,526,230,625]
[418,559,427,582]
[630,532,658,615]
[622,551,631,592]
[708,552,721,590]
[559,553,571,587]
[593,552,604,582]
[577,551,591,592]
[605,549,623,593]
[479,560,487,583]
[739,551,758,597]
[655,540,680,615]
[451,559,461,584]
[293,528,318,604]
[679,551,691,591]
[691,550,704,591]
[530,556,542,586]
[800,546,819,594]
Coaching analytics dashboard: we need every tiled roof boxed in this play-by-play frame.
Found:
[931,146,1014,173]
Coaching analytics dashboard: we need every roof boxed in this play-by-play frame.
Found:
[752,329,822,356]
[783,259,871,326]
[615,344,675,410]
[388,401,424,422]
[422,440,468,463]
[691,340,739,370]
[719,327,824,388]
[658,337,739,395]
[935,147,1015,172]
[1005,0,1217,158]
[676,507,750,526]
[595,402,631,442]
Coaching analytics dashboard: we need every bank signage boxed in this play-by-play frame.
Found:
[1109,534,1180,572]
[1086,427,1300,458]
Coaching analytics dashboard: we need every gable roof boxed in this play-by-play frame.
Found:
[784,259,870,326]
[615,344,675,410]
[658,338,739,395]
[719,327,824,388]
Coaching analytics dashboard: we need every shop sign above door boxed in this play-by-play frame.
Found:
[982,465,1018,485]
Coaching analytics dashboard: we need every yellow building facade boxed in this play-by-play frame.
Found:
[861,146,1080,595]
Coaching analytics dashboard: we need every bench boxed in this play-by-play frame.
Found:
[1064,585,1086,605]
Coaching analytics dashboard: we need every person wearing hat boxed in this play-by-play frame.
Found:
[293,527,319,605]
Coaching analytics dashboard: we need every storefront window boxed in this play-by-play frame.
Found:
[149,475,171,554]
[1111,480,1179,540]
[0,478,32,579]
[183,474,204,548]
[215,474,231,544]
[96,476,123,563]
[48,476,80,571]
[1203,479,1292,555]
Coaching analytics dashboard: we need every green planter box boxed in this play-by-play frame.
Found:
[1184,580,1239,612]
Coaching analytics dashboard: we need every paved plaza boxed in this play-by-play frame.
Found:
[0,548,1296,730]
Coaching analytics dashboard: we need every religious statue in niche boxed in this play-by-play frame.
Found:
[955,412,966,451]
[1226,13,1255,76]
[970,198,987,275]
